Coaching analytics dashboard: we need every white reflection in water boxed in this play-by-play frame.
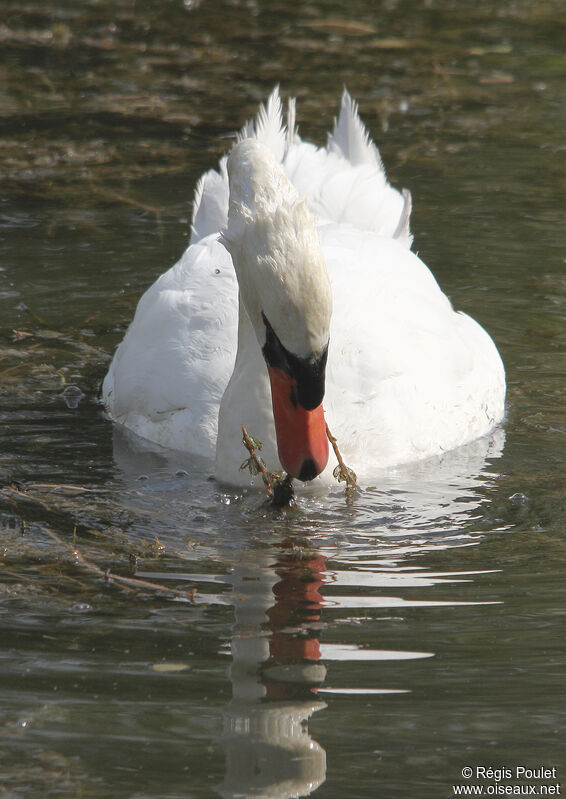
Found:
[323,595,500,609]
[322,568,499,588]
[109,417,506,798]
[214,537,498,799]
[318,643,433,661]
[217,551,327,799]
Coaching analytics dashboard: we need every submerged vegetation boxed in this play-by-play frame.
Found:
[1,480,198,604]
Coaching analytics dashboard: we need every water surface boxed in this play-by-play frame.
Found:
[1,1,565,796]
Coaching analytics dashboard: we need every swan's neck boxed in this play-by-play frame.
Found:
[221,139,332,359]
[233,292,263,372]
[215,294,279,482]
[217,138,332,482]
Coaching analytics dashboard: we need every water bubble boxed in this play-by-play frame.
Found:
[508,492,528,506]
[71,603,92,613]
[60,385,84,409]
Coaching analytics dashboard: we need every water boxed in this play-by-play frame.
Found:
[1,0,566,796]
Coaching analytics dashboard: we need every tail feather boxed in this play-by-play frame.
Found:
[190,157,229,244]
[393,189,414,249]
[328,89,385,172]
[192,88,287,244]
[286,96,298,152]
[191,87,412,247]
[237,86,286,161]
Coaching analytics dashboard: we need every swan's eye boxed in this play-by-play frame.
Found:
[261,311,290,374]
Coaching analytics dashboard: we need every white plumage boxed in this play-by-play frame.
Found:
[102,88,505,487]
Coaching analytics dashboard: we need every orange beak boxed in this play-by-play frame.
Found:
[267,365,329,481]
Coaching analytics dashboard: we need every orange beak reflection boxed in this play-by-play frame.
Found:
[267,365,329,481]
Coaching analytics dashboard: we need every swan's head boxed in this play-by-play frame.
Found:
[222,139,332,481]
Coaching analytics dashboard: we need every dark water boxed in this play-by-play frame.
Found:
[1,1,566,797]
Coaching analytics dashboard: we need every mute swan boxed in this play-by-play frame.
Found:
[102,88,505,487]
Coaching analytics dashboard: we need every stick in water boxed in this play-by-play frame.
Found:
[325,422,359,489]
[240,425,274,498]
[240,426,295,506]
[44,528,196,602]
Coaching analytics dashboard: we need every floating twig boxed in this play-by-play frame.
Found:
[18,482,97,495]
[12,330,35,341]
[240,426,275,498]
[11,327,111,360]
[44,528,196,602]
[88,183,165,241]
[17,303,49,327]
[325,423,359,490]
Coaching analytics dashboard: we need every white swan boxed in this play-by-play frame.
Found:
[102,88,505,487]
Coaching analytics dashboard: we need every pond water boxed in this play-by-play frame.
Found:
[1,0,565,796]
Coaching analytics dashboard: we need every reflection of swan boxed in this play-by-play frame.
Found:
[218,548,327,799]
[219,699,326,799]
[356,427,506,536]
[102,88,505,488]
